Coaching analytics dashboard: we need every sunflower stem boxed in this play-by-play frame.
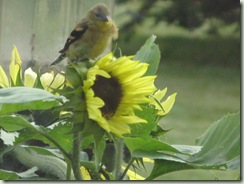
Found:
[114,138,124,180]
[72,131,83,180]
[66,159,72,180]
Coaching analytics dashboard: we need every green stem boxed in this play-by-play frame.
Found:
[72,131,83,180]
[66,159,72,180]
[114,138,124,180]
[119,158,135,180]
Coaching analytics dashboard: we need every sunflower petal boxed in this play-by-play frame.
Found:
[24,68,37,87]
[0,65,9,87]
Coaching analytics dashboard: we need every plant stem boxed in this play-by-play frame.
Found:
[66,159,73,180]
[72,131,83,180]
[119,158,135,180]
[114,138,124,180]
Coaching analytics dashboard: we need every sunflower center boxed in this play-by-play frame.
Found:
[92,75,122,119]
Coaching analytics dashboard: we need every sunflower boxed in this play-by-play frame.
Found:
[83,53,156,137]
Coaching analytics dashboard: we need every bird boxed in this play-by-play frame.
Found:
[51,3,118,65]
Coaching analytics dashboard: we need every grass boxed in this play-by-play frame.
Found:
[152,61,240,180]
[156,61,240,145]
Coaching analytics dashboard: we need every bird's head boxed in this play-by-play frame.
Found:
[88,3,113,29]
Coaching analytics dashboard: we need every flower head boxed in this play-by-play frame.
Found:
[83,53,156,137]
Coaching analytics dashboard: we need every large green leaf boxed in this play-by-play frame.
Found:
[133,35,161,76]
[0,169,19,180]
[0,115,44,146]
[0,167,38,180]
[94,133,106,172]
[188,112,240,170]
[129,105,158,138]
[124,137,181,154]
[145,113,240,180]
[146,159,195,180]
[0,114,72,154]
[14,122,73,152]
[0,115,36,131]
[0,87,67,115]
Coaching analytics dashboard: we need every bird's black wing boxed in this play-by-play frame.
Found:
[59,19,89,53]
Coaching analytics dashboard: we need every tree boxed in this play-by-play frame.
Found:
[116,0,240,38]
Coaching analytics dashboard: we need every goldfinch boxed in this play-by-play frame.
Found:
[51,3,118,65]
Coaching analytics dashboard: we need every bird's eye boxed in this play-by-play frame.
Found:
[94,12,108,22]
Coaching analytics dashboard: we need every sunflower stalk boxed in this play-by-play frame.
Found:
[114,138,124,180]
[66,159,73,180]
[72,131,83,180]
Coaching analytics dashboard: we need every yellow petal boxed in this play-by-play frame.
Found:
[121,166,145,180]
[10,46,22,85]
[50,73,65,90]
[40,72,54,91]
[0,65,9,87]
[24,68,37,87]
[143,157,154,163]
[154,88,167,100]
[80,166,91,180]
[158,93,177,116]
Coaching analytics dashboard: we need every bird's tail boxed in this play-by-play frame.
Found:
[50,54,65,66]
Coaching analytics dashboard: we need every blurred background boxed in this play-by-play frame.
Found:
[0,0,241,180]
[115,0,240,180]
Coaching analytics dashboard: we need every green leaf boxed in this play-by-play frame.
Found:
[189,112,240,170]
[0,87,67,115]
[23,146,61,158]
[124,137,181,154]
[131,145,201,161]
[150,125,171,137]
[15,122,73,152]
[14,65,24,87]
[0,115,39,133]
[0,169,19,180]
[93,132,105,172]
[134,35,161,76]
[0,115,72,159]
[42,122,73,152]
[130,105,158,137]
[146,159,195,180]
[0,167,38,180]
[145,113,240,179]
[172,145,202,155]
[0,115,35,131]
[65,65,83,88]
[0,115,40,146]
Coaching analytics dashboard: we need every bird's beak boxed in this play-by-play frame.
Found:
[101,15,110,22]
